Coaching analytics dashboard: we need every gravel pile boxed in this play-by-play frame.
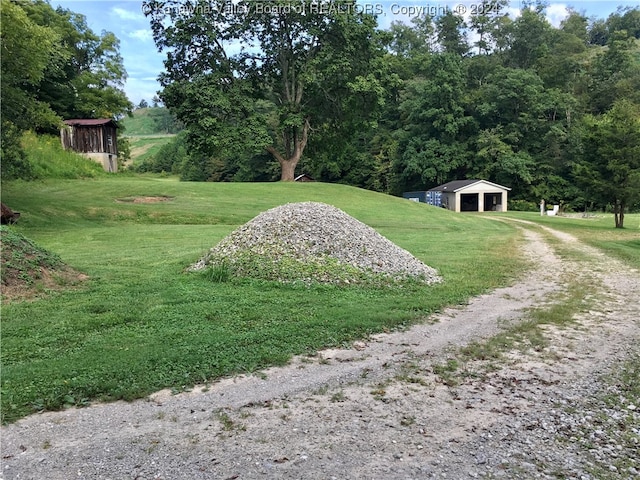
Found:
[191,202,441,285]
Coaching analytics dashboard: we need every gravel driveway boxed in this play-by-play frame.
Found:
[1,221,638,480]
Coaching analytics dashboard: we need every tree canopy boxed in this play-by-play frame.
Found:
[147,0,387,180]
[145,1,639,221]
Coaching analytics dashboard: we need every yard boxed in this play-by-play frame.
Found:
[1,177,530,423]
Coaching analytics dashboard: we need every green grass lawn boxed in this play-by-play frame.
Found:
[2,176,527,422]
[502,211,640,269]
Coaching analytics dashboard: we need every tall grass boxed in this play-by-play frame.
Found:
[21,131,105,179]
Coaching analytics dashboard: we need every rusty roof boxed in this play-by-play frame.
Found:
[63,119,117,127]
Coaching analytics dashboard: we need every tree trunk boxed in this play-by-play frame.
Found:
[266,118,310,181]
[280,158,297,181]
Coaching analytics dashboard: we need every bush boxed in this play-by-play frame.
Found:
[1,121,34,180]
[508,199,539,212]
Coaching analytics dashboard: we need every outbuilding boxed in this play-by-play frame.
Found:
[60,119,119,172]
[294,173,315,182]
[404,179,511,212]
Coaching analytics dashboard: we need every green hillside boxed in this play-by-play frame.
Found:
[121,108,181,166]
[1,177,527,422]
[121,107,181,136]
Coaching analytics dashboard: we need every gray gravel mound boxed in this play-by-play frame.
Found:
[190,202,441,285]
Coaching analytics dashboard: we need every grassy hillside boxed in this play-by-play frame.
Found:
[127,134,175,165]
[121,108,179,165]
[1,176,528,423]
[121,107,179,136]
[19,132,106,179]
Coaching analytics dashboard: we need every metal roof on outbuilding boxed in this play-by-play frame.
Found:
[63,119,117,127]
[428,179,511,192]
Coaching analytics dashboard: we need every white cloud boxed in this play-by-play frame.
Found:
[545,3,569,27]
[128,29,153,42]
[112,6,144,21]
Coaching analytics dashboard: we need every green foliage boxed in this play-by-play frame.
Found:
[1,122,34,181]
[122,108,182,136]
[139,0,640,214]
[202,250,431,287]
[576,100,640,227]
[0,1,61,176]
[148,0,387,180]
[0,0,132,181]
[394,54,472,189]
[133,132,189,175]
[508,199,539,212]
[203,261,232,283]
[17,0,132,122]
[0,1,61,131]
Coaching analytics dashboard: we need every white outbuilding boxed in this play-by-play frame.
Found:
[429,179,510,212]
[404,179,511,212]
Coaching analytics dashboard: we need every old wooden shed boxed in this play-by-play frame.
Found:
[61,119,119,172]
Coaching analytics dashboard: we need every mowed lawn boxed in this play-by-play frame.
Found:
[1,176,529,423]
[502,211,640,269]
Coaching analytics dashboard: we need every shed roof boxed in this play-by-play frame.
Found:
[428,179,511,192]
[63,119,117,127]
[294,173,315,182]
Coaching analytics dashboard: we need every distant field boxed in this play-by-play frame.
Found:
[0,177,528,423]
[126,134,175,165]
[121,107,179,136]
[121,108,179,166]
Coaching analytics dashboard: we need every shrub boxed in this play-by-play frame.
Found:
[508,199,538,212]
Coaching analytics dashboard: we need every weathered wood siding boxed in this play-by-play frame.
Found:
[61,124,118,155]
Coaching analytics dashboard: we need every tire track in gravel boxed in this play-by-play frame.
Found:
[1,222,638,480]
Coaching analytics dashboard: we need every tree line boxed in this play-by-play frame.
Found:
[2,1,638,226]
[144,0,639,225]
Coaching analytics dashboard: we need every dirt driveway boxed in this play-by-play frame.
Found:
[1,222,639,480]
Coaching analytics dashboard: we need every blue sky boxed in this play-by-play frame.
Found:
[53,0,637,106]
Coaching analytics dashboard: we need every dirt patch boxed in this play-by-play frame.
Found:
[1,267,88,302]
[1,223,638,479]
[0,227,88,302]
[115,195,175,204]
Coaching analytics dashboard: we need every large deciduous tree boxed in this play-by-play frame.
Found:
[576,100,640,228]
[147,0,385,181]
